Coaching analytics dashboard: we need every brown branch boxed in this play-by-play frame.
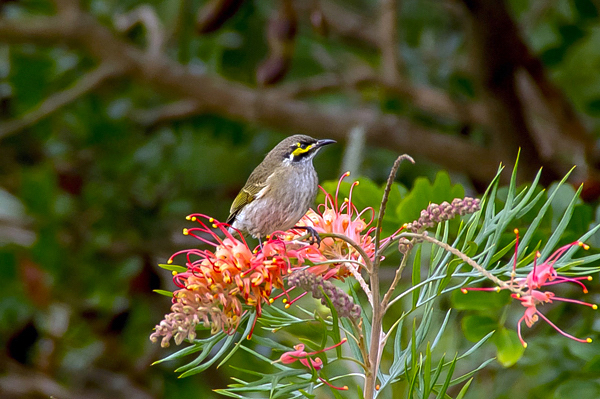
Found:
[383,77,489,125]
[134,69,489,128]
[52,0,80,14]
[277,71,365,97]
[302,0,595,181]
[0,222,36,247]
[0,359,155,399]
[0,14,500,181]
[0,62,125,140]
[131,100,202,126]
[519,43,595,158]
[294,0,380,48]
[273,70,490,126]
[460,0,553,181]
[114,5,165,58]
[379,0,401,84]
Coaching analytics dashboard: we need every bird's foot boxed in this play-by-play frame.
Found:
[293,226,321,246]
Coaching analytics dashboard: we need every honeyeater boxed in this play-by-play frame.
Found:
[226,134,335,238]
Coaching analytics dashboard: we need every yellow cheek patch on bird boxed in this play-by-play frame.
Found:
[291,144,314,158]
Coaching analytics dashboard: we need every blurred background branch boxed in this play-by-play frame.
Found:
[0,8,500,180]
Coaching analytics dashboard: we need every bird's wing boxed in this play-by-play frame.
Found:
[226,183,266,225]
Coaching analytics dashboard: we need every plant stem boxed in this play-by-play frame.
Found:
[364,154,414,399]
[402,232,521,294]
[364,272,381,399]
[381,252,409,312]
[373,154,414,264]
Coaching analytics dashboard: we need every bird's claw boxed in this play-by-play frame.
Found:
[294,226,321,246]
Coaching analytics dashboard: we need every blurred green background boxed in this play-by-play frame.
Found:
[1,0,600,398]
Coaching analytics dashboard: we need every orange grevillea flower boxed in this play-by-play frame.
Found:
[462,229,597,348]
[150,214,306,347]
[289,172,377,280]
[279,338,348,391]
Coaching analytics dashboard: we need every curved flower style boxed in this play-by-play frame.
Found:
[462,229,597,348]
[150,214,303,347]
[289,172,376,279]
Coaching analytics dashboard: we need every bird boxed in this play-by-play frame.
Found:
[226,134,335,240]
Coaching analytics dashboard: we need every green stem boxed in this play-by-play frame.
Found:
[402,232,521,294]
[381,252,410,312]
[364,154,413,399]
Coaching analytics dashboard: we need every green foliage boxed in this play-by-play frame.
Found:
[319,171,464,238]
[492,328,525,368]
[451,290,512,311]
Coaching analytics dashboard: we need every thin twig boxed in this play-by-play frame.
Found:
[402,232,518,293]
[373,154,414,272]
[377,230,403,255]
[0,62,125,140]
[352,318,371,371]
[386,274,449,309]
[114,5,165,58]
[345,261,373,308]
[381,252,409,311]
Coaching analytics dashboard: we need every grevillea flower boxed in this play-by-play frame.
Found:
[279,338,348,390]
[405,197,481,233]
[399,197,481,254]
[462,229,597,348]
[288,172,376,279]
[150,214,304,347]
[288,269,361,320]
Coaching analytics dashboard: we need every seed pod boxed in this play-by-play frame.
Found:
[256,55,289,86]
[256,0,297,85]
[196,0,245,34]
[310,8,328,36]
[580,175,600,203]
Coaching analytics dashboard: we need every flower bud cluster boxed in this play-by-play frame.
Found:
[288,269,361,320]
[398,237,413,254]
[405,197,480,233]
[150,292,230,347]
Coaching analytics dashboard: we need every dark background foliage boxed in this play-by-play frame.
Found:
[1,0,600,398]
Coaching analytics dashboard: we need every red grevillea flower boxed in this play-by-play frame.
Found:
[288,172,376,279]
[150,214,306,347]
[462,229,597,348]
[279,338,348,391]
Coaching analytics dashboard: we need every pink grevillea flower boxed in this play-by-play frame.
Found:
[288,172,377,280]
[150,214,307,347]
[279,338,348,391]
[462,229,597,348]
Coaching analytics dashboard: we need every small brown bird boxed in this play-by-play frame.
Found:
[227,135,335,238]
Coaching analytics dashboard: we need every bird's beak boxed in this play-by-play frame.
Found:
[315,139,336,148]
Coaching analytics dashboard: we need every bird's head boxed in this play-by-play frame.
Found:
[274,135,336,164]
